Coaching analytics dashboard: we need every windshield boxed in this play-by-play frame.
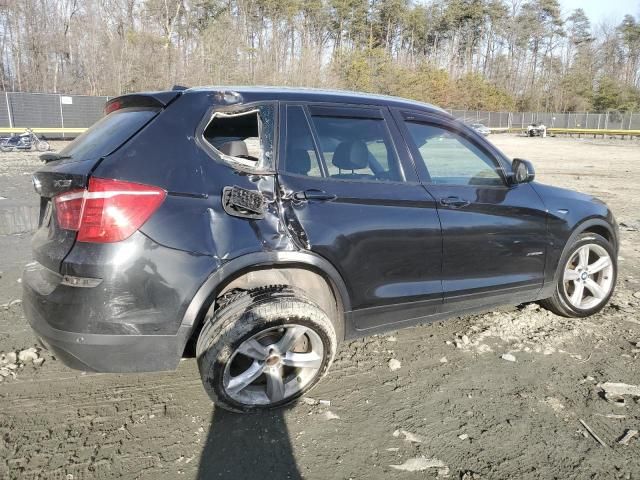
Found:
[59,107,159,162]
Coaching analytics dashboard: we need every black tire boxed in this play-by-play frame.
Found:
[196,285,337,413]
[539,232,616,317]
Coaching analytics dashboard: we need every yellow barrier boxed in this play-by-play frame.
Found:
[490,127,640,136]
[548,128,640,135]
[0,127,87,134]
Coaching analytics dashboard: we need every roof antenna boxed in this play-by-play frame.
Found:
[171,84,188,91]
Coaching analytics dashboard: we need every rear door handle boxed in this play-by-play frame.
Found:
[292,189,337,202]
[440,196,470,208]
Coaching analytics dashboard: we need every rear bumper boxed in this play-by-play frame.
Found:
[25,298,191,372]
[22,261,192,373]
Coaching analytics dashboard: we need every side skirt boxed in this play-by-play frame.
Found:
[346,285,542,339]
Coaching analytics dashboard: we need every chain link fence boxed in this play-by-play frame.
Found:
[448,109,640,130]
[0,92,110,138]
[0,91,638,137]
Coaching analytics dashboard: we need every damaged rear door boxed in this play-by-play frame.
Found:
[276,103,443,331]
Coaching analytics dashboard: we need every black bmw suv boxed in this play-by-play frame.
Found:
[23,87,618,412]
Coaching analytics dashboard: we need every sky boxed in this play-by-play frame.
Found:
[559,0,639,25]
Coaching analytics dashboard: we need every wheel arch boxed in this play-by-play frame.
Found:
[571,217,618,253]
[579,223,615,248]
[181,251,351,350]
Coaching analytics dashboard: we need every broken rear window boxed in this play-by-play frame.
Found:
[202,104,275,171]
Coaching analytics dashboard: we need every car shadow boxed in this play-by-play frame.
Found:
[197,406,302,480]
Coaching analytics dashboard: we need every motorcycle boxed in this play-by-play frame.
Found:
[0,128,50,152]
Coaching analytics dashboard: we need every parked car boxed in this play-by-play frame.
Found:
[470,123,491,136]
[527,122,547,137]
[23,87,618,412]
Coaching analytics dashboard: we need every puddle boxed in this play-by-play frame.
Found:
[0,206,39,235]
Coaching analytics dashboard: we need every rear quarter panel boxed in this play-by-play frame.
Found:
[84,92,298,335]
[93,91,295,259]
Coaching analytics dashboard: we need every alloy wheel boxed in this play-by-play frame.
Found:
[222,324,324,406]
[563,243,614,310]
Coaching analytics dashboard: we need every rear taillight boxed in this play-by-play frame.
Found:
[53,177,166,243]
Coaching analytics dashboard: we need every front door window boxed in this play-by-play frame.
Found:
[404,122,503,186]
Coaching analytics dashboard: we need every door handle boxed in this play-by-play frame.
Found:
[292,189,337,202]
[440,196,470,208]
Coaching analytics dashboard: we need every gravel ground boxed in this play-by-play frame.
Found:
[0,136,639,479]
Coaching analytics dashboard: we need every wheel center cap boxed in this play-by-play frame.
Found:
[581,272,588,281]
[265,355,281,367]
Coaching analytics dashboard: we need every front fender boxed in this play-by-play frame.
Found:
[530,182,618,294]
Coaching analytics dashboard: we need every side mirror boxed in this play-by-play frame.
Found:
[510,158,535,184]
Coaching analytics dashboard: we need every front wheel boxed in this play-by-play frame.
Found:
[36,140,49,152]
[196,285,337,413]
[540,232,616,317]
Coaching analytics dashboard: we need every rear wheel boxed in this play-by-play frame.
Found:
[540,232,616,317]
[196,285,337,413]
[0,144,12,152]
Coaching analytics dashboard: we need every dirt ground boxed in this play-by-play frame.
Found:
[0,135,639,480]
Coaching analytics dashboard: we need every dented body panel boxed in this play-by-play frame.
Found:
[22,87,618,373]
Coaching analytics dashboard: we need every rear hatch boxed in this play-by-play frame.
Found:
[31,92,179,273]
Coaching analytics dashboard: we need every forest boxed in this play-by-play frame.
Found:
[1,0,639,113]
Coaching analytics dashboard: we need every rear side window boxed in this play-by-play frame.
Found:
[312,116,401,181]
[283,106,323,177]
[202,104,275,170]
[59,108,158,162]
[281,106,404,182]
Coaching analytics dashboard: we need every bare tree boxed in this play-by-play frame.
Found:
[0,0,638,112]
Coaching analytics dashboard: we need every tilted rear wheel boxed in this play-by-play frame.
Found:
[540,232,616,317]
[196,285,337,413]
